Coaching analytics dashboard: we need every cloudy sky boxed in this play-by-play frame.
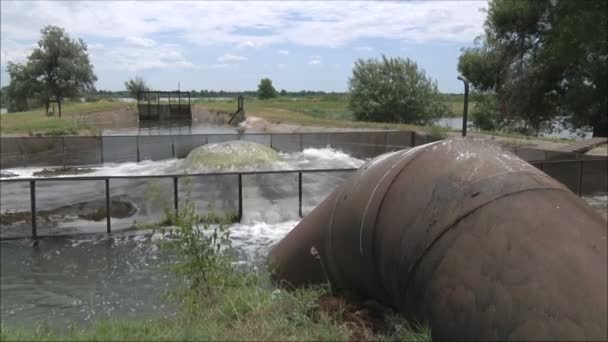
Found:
[0,1,488,93]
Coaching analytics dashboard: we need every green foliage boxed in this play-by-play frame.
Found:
[428,125,448,141]
[160,200,233,304]
[5,26,97,116]
[470,93,502,131]
[124,77,150,99]
[280,89,287,96]
[349,55,450,125]
[257,78,277,100]
[458,0,608,137]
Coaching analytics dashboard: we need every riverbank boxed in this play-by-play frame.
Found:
[0,274,430,341]
[1,99,605,157]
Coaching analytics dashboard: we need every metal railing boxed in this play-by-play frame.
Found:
[1,158,606,241]
[1,167,357,241]
[529,158,607,197]
[0,131,419,169]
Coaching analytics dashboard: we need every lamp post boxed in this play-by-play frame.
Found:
[457,75,469,137]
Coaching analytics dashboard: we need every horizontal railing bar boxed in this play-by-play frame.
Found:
[0,130,410,140]
[528,158,607,165]
[3,157,606,183]
[0,167,358,183]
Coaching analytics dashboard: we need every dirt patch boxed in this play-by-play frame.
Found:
[192,106,234,125]
[33,167,95,177]
[241,116,384,133]
[310,294,400,341]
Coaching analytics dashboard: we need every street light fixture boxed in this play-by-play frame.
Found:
[457,75,469,137]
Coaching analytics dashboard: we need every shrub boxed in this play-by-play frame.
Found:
[257,78,277,100]
[349,55,449,125]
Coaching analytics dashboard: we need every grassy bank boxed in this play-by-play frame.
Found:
[194,97,449,135]
[194,95,466,121]
[0,101,127,136]
[0,202,431,342]
[0,282,431,341]
[1,97,572,144]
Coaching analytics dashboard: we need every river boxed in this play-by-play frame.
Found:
[1,145,606,331]
[0,147,362,330]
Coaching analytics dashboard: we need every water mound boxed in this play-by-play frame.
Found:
[181,140,282,172]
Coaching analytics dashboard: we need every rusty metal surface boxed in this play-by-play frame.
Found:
[268,137,607,341]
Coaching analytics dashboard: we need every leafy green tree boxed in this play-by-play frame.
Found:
[4,62,41,112]
[124,77,149,99]
[280,89,287,96]
[458,0,608,137]
[9,26,97,117]
[348,55,449,125]
[257,78,277,99]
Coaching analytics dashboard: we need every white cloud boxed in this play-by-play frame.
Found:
[238,41,260,49]
[277,63,287,69]
[218,53,248,62]
[125,36,157,48]
[309,55,322,65]
[0,1,487,50]
[277,49,289,55]
[355,46,374,51]
[91,43,197,71]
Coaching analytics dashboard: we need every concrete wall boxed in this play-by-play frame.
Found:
[1,133,606,195]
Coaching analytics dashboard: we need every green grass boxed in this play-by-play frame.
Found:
[195,95,467,120]
[0,279,431,342]
[0,100,126,136]
[195,97,437,133]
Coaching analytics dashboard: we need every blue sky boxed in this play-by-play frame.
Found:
[0,1,488,93]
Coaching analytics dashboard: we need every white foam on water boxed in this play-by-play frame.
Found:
[0,146,365,180]
[280,147,366,169]
[89,159,179,177]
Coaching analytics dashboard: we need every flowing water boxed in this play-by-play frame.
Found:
[0,147,363,330]
[1,145,606,330]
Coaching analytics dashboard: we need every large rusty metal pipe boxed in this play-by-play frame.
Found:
[268,138,607,341]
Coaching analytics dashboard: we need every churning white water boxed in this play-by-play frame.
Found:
[0,146,364,329]
[1,144,605,331]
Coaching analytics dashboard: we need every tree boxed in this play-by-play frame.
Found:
[124,77,149,99]
[348,55,449,124]
[257,78,277,99]
[4,62,41,112]
[5,26,97,117]
[280,89,287,96]
[458,0,608,137]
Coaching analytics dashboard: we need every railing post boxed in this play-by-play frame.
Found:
[62,136,66,168]
[384,131,388,152]
[105,178,111,234]
[136,136,140,162]
[100,136,104,164]
[411,131,416,147]
[173,176,179,213]
[578,160,583,196]
[298,172,303,218]
[30,180,37,241]
[171,136,175,158]
[238,174,243,222]
[300,134,303,152]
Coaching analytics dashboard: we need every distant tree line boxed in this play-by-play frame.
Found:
[78,88,349,99]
